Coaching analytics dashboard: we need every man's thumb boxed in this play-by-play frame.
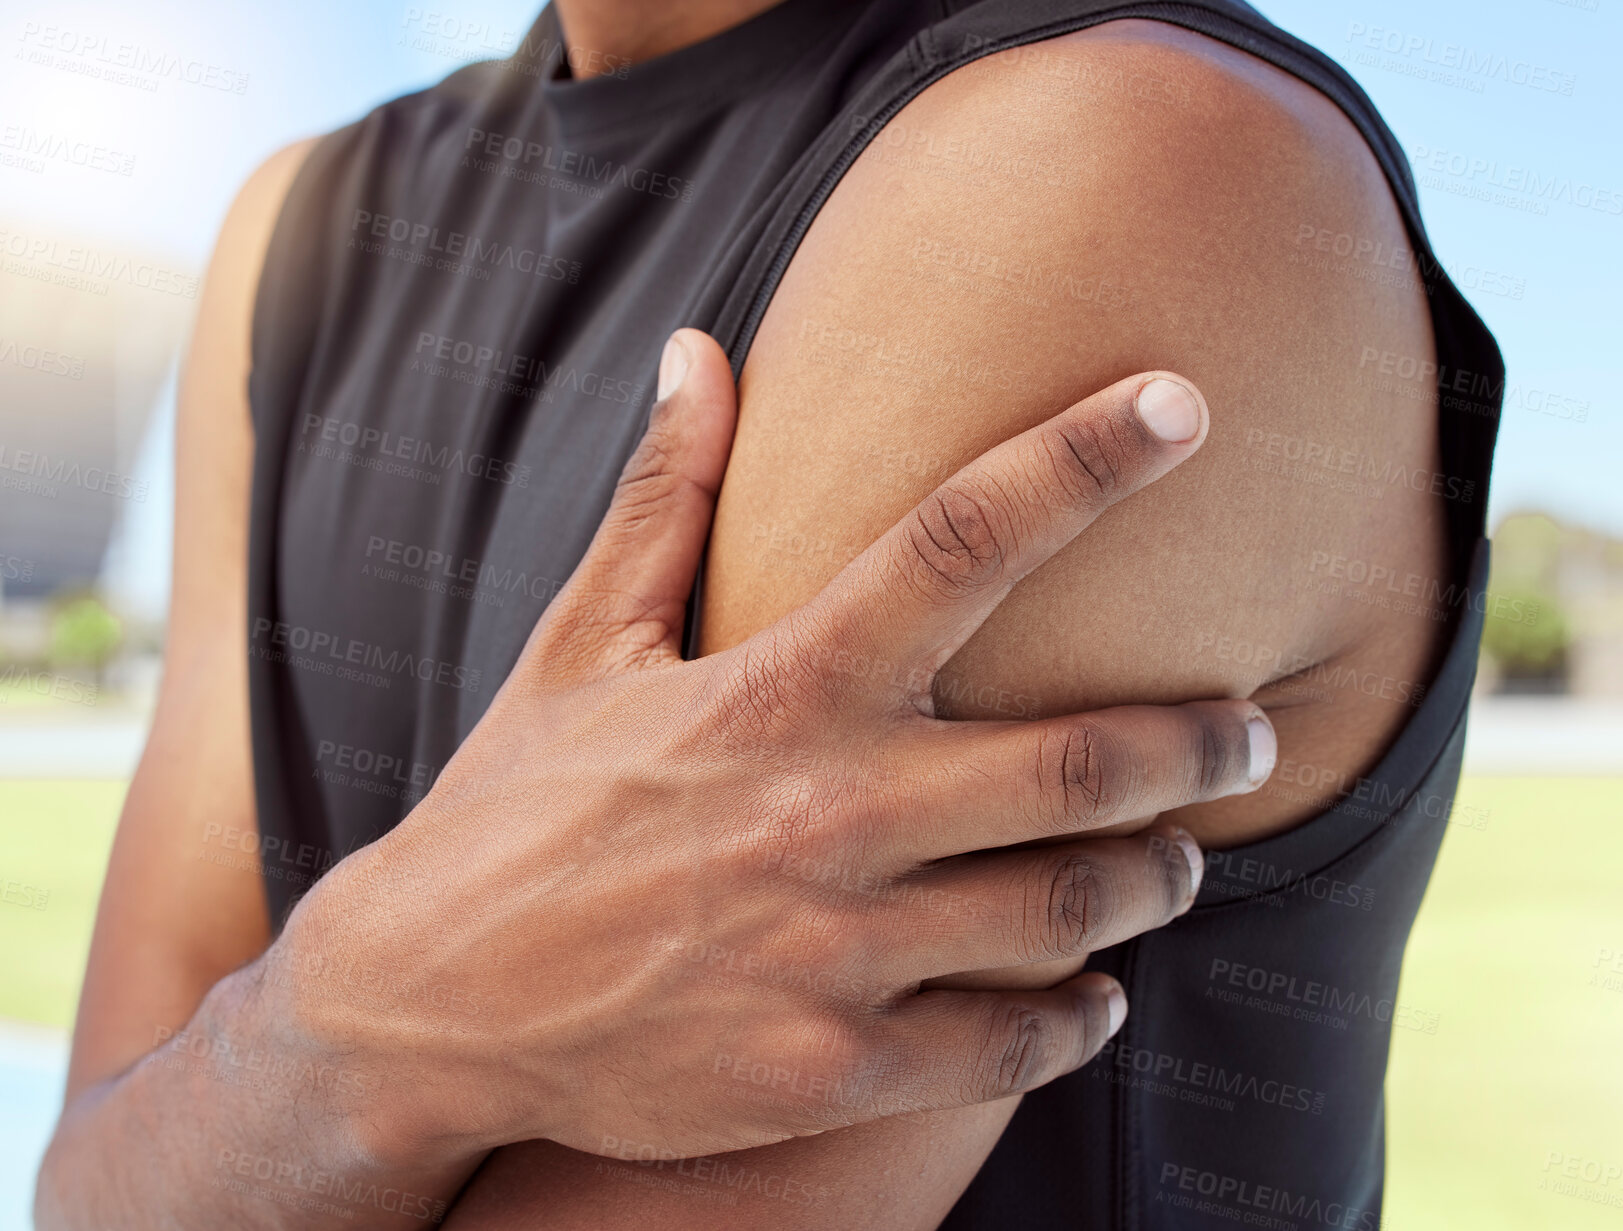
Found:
[520,328,739,683]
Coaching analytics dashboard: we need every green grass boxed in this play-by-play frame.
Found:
[1384,777,1623,1230]
[1,777,1620,1226]
[0,781,123,1026]
[0,680,96,710]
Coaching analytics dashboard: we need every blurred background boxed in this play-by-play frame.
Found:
[0,0,1618,1226]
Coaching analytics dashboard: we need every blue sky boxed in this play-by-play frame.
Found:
[1,0,1615,618]
[1260,0,1621,536]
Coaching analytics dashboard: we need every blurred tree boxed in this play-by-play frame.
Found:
[48,594,123,688]
[1481,587,1569,693]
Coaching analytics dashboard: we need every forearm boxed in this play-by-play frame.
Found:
[37,947,479,1230]
[446,1102,1021,1231]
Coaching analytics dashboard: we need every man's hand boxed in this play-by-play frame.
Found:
[276,328,1274,1172]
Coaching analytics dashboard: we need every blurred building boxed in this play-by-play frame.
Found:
[0,216,193,601]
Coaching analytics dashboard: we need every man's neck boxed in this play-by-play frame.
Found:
[551,0,788,78]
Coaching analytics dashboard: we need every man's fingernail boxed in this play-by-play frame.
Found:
[1172,828,1204,906]
[1136,378,1202,443]
[1247,715,1278,787]
[1106,981,1128,1036]
[658,333,690,401]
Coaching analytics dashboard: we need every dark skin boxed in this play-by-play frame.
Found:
[37,7,1446,1231]
[549,0,784,70]
[448,14,1447,1231]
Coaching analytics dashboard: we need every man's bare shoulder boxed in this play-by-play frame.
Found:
[807,15,1417,386]
[909,17,1385,180]
[208,139,319,318]
[703,18,1448,845]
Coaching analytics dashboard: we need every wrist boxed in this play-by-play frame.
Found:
[257,854,500,1174]
[186,956,483,1214]
[244,901,428,1173]
[188,950,376,1161]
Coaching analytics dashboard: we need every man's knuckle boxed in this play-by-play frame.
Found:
[1049,417,1125,505]
[821,1013,892,1120]
[618,430,680,486]
[1038,724,1117,830]
[1042,854,1104,956]
[903,485,1008,596]
[980,1005,1050,1099]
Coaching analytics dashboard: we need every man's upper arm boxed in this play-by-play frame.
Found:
[65,139,316,1099]
[449,21,1451,1231]
[701,19,1447,849]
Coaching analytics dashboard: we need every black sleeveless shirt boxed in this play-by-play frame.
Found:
[246,2,1504,1226]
